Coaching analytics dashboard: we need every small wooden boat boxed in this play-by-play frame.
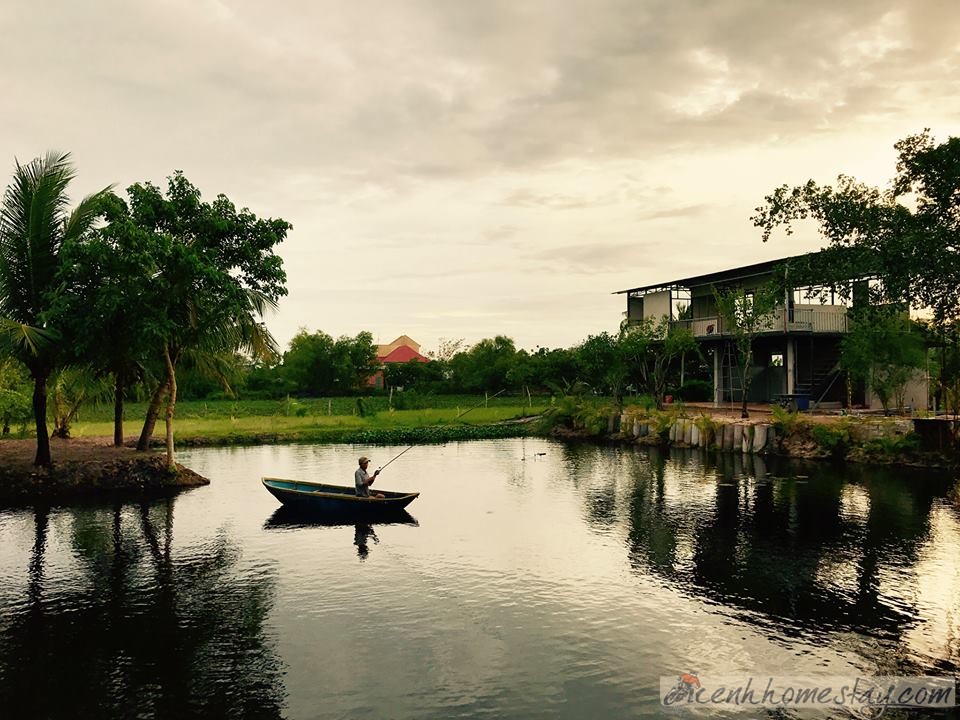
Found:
[261,477,419,515]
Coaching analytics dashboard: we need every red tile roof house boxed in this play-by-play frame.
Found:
[369,336,429,389]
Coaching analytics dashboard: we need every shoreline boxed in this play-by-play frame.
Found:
[2,411,954,506]
[0,421,535,504]
[548,409,959,471]
[0,437,209,506]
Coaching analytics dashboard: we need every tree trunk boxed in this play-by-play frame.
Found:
[740,350,752,419]
[163,346,178,471]
[113,371,125,447]
[137,376,170,451]
[32,373,51,467]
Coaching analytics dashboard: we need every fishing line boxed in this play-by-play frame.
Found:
[376,389,507,473]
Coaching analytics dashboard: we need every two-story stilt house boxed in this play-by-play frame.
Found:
[615,255,928,411]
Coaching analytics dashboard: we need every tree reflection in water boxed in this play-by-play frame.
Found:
[0,498,286,719]
[562,442,957,665]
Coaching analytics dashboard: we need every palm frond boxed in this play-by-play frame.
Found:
[0,317,58,356]
[62,186,113,242]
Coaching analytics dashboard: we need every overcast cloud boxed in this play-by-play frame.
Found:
[3,0,959,352]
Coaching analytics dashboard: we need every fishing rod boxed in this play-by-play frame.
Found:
[376,389,507,473]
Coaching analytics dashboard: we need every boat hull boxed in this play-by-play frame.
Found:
[261,477,419,516]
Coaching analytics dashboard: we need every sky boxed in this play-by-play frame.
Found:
[3,0,960,356]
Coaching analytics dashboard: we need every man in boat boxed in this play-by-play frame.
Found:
[355,457,385,499]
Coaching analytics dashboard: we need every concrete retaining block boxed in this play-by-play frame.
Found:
[733,424,744,452]
[691,424,700,447]
[765,427,778,453]
[723,423,735,451]
[684,421,693,445]
[669,422,677,442]
[753,424,768,453]
[742,425,753,453]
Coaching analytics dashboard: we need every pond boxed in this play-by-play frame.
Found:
[0,439,958,719]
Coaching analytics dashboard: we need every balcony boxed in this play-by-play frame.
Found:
[669,305,848,338]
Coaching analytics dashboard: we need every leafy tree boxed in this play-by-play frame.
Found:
[622,318,699,409]
[338,331,379,390]
[116,172,289,468]
[383,358,433,389]
[49,366,112,438]
[282,330,378,395]
[575,332,629,405]
[841,307,926,412]
[0,152,110,465]
[55,191,157,445]
[714,283,780,418]
[449,336,518,393]
[530,347,580,391]
[0,357,31,435]
[753,130,960,408]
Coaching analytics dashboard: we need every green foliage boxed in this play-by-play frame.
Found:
[841,307,926,411]
[540,394,614,436]
[448,336,518,393]
[754,131,960,329]
[281,396,308,417]
[49,366,112,438]
[714,283,781,418]
[862,432,921,459]
[693,413,722,443]
[0,152,111,464]
[282,329,378,395]
[811,421,851,459]
[648,407,679,439]
[771,405,806,435]
[0,357,31,434]
[575,332,629,404]
[672,379,713,401]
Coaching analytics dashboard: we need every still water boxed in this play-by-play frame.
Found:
[0,439,958,719]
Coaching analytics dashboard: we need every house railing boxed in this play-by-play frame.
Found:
[668,305,848,338]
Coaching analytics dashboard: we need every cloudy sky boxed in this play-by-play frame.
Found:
[3,0,960,354]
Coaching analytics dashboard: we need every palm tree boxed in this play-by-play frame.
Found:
[0,152,109,465]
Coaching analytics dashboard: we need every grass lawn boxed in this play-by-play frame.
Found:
[60,398,549,445]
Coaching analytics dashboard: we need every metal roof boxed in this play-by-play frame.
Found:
[613,254,805,295]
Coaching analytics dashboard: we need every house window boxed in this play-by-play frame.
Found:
[770,353,784,367]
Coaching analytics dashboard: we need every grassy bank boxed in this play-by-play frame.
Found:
[59,399,549,446]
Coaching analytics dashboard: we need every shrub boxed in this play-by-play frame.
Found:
[648,407,679,440]
[671,379,713,402]
[811,422,851,459]
[862,432,921,459]
[693,414,722,445]
[771,406,806,435]
[540,396,613,435]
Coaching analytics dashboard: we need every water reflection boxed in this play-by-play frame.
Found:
[1,440,956,719]
[354,524,378,559]
[263,507,418,562]
[561,442,958,670]
[263,506,418,530]
[0,499,285,719]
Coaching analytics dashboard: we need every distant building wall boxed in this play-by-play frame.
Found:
[868,370,929,411]
[643,291,671,321]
